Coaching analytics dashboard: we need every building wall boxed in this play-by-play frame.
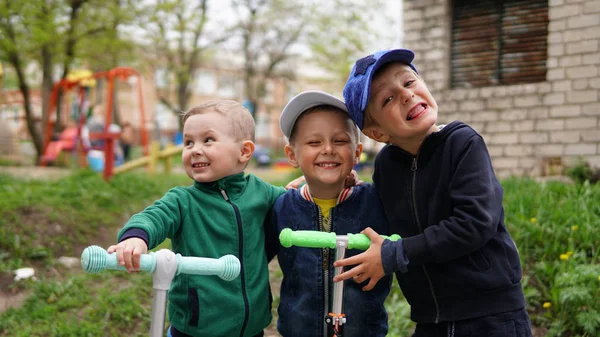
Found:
[403,0,600,177]
[0,123,18,157]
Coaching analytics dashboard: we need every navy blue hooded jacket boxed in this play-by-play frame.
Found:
[266,184,391,337]
[376,121,525,324]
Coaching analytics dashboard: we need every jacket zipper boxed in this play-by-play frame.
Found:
[317,206,329,337]
[221,188,250,337]
[411,157,440,323]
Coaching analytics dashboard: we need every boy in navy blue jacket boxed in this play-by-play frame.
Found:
[266,91,391,337]
[333,49,533,337]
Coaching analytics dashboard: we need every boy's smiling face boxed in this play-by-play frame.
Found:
[285,108,362,199]
[364,63,439,152]
[182,111,248,182]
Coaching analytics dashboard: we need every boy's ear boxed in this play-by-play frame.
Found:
[354,142,363,165]
[239,140,255,163]
[363,126,391,144]
[284,144,300,168]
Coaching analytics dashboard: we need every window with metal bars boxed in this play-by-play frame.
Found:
[451,0,549,88]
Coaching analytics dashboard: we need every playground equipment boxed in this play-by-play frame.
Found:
[108,141,183,179]
[279,228,401,337]
[40,69,98,166]
[81,245,240,337]
[41,67,149,180]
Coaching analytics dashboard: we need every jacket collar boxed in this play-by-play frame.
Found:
[299,184,354,205]
[193,172,246,196]
[388,121,467,158]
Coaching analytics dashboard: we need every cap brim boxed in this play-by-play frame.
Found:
[360,49,416,112]
[280,91,347,139]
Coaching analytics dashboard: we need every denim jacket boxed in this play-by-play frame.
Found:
[266,184,392,337]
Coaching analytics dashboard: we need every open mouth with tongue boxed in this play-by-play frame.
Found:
[407,103,427,121]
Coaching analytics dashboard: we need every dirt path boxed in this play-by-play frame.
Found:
[0,270,30,312]
[0,166,72,180]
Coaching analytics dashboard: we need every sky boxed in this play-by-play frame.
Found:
[371,1,404,49]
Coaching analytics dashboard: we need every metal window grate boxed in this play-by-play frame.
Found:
[451,0,549,88]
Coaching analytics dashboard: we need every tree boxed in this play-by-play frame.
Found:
[0,0,134,163]
[229,0,391,117]
[306,0,395,82]
[135,0,229,129]
[76,0,138,125]
[0,1,55,160]
[231,0,309,117]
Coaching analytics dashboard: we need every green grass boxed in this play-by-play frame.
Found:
[0,170,191,272]
[0,171,598,336]
[0,157,22,167]
[0,273,153,336]
[502,178,600,336]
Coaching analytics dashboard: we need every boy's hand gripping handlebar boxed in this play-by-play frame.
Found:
[279,228,400,336]
[81,246,240,337]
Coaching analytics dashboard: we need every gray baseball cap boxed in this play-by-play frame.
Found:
[279,90,348,139]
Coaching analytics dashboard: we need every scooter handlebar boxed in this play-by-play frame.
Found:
[81,245,240,281]
[177,254,240,281]
[279,228,401,250]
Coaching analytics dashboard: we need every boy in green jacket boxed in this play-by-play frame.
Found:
[107,100,285,337]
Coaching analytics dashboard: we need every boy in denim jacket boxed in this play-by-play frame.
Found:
[266,91,391,337]
[333,49,532,337]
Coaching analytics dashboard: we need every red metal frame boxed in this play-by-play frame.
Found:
[41,67,149,180]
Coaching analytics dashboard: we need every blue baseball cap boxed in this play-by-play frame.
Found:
[343,49,417,130]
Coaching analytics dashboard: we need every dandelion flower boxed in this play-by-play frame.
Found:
[567,251,573,256]
[543,302,551,309]
[571,225,579,231]
[560,254,569,261]
[530,218,537,224]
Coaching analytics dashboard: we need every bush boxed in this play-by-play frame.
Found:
[503,177,600,336]
[565,158,600,184]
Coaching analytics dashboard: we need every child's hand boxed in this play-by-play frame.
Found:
[106,238,148,273]
[333,227,384,291]
[344,170,363,187]
[285,175,305,189]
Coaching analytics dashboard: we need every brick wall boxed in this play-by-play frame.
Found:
[403,0,600,177]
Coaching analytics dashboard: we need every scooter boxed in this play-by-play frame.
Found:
[80,245,240,337]
[279,228,400,337]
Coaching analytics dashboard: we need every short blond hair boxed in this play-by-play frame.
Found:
[289,105,360,144]
[182,100,255,142]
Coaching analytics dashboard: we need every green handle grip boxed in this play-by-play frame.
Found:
[177,255,240,281]
[347,233,401,250]
[81,245,240,281]
[280,229,337,248]
[81,245,156,273]
[279,228,401,250]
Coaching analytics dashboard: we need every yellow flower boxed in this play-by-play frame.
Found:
[543,302,551,309]
[598,276,600,281]
[530,218,537,224]
[571,225,579,231]
[560,254,569,261]
[567,251,573,256]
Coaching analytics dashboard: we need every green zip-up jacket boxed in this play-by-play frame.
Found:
[117,173,285,337]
